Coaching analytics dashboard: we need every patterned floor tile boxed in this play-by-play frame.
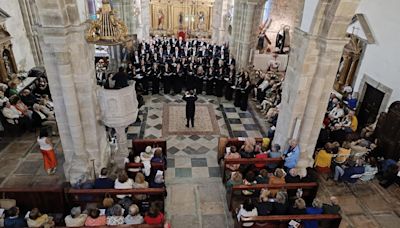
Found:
[239,112,253,118]
[191,158,208,167]
[243,124,260,131]
[189,135,201,141]
[192,167,210,178]
[224,107,236,113]
[232,131,248,137]
[208,167,221,177]
[167,158,175,168]
[228,118,242,124]
[168,146,180,154]
[175,168,192,178]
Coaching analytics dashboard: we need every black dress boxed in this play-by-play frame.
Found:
[150,67,161,94]
[205,70,214,95]
[195,72,204,94]
[234,80,242,107]
[186,67,196,91]
[240,81,251,111]
[224,73,234,101]
[174,68,184,94]
[163,68,172,94]
[215,69,224,97]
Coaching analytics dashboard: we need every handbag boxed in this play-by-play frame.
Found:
[102,193,114,208]
[0,193,16,209]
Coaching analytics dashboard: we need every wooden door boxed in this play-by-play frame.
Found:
[358,84,384,128]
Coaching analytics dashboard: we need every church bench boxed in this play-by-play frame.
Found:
[0,187,66,214]
[218,137,265,162]
[222,157,283,183]
[57,225,162,228]
[234,213,342,228]
[228,182,319,211]
[132,139,167,157]
[65,188,167,210]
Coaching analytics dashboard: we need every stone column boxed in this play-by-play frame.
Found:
[139,0,150,40]
[212,0,233,45]
[230,0,266,69]
[273,0,360,168]
[35,0,110,183]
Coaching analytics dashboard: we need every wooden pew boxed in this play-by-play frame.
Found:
[0,187,66,214]
[218,137,265,162]
[57,225,162,228]
[222,157,283,183]
[235,213,342,228]
[65,188,167,209]
[229,182,319,211]
[132,139,167,157]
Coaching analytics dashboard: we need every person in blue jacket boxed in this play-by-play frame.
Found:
[4,207,26,228]
[283,139,301,171]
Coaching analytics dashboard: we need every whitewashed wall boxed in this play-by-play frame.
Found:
[353,0,400,108]
[0,0,36,71]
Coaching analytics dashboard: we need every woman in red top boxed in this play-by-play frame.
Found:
[144,203,164,225]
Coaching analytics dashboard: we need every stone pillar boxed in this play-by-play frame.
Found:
[139,0,150,41]
[35,0,110,183]
[230,0,266,69]
[212,0,233,45]
[273,0,360,168]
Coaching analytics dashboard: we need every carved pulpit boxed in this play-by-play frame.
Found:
[98,84,139,168]
[0,9,18,83]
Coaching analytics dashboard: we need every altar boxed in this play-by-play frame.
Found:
[149,0,214,38]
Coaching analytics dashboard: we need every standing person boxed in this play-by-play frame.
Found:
[182,90,198,128]
[195,66,205,95]
[163,63,172,94]
[234,74,243,107]
[240,73,251,111]
[215,67,225,97]
[150,63,161,94]
[112,67,129,89]
[283,139,300,171]
[37,128,57,175]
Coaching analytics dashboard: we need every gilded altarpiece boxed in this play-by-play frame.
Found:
[149,0,214,37]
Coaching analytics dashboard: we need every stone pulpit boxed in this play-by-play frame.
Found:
[98,84,139,168]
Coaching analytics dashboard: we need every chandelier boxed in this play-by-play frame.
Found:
[85,0,130,45]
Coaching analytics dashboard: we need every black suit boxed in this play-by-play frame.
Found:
[183,94,198,127]
[112,72,129,89]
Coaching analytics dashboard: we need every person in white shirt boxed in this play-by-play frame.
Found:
[114,170,134,199]
[65,207,87,227]
[236,198,258,227]
[2,101,21,124]
[329,102,344,121]
[0,91,9,107]
[124,204,144,225]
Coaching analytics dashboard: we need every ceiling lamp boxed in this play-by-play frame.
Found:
[85,0,130,45]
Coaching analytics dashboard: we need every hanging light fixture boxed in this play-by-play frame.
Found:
[85,0,130,45]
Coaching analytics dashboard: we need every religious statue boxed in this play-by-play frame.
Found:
[275,25,290,54]
[178,12,184,28]
[257,19,272,53]
[198,11,205,31]
[157,9,165,30]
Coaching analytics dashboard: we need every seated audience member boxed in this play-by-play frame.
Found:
[9,95,32,118]
[4,206,26,228]
[304,198,323,228]
[329,102,344,122]
[37,98,55,119]
[224,146,241,172]
[114,170,134,199]
[140,146,154,177]
[124,150,141,174]
[378,160,400,188]
[285,168,301,183]
[256,189,274,217]
[283,139,300,170]
[106,204,124,226]
[266,144,281,170]
[314,143,335,169]
[269,168,286,196]
[27,208,54,228]
[226,171,243,195]
[0,90,9,107]
[240,138,256,158]
[334,142,351,164]
[255,149,268,169]
[289,198,307,215]
[20,89,37,108]
[322,196,340,214]
[334,158,365,183]
[2,101,30,128]
[94,168,114,189]
[124,204,144,225]
[272,191,288,215]
[150,148,166,167]
[133,172,149,200]
[85,208,107,227]
[360,157,378,181]
[236,198,258,227]
[242,171,257,196]
[256,169,269,184]
[65,206,87,227]
[34,77,51,98]
[32,104,58,135]
[344,93,358,110]
[144,202,164,225]
[5,82,18,97]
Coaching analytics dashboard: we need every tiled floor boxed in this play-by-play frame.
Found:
[2,93,400,227]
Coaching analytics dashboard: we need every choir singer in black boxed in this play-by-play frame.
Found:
[183,90,198,128]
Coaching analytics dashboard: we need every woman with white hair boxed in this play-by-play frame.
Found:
[106,204,124,225]
[305,198,323,228]
[124,204,144,225]
[65,206,87,227]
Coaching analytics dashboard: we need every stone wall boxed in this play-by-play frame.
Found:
[0,0,36,71]
[266,0,304,49]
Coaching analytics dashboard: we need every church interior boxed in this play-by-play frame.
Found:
[0,0,400,227]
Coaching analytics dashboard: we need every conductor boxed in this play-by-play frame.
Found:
[183,90,198,128]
